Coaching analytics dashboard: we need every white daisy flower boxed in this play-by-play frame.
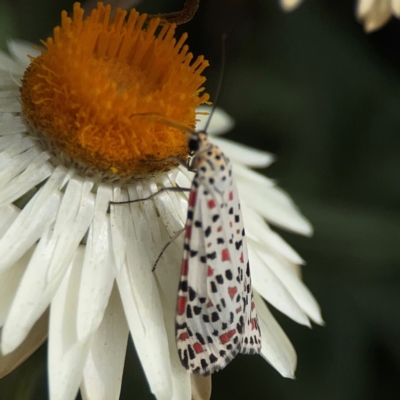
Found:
[0,2,322,400]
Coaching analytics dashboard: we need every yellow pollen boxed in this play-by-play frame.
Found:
[20,2,210,178]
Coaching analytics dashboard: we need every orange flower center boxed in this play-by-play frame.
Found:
[20,2,209,179]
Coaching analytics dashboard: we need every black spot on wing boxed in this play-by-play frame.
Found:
[211,312,219,322]
[179,281,188,292]
[201,359,208,370]
[188,345,195,360]
[194,306,202,315]
[179,349,189,369]
[196,333,206,345]
[212,215,219,222]
[188,287,196,300]
[186,305,193,318]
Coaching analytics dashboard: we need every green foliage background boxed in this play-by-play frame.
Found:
[0,0,400,399]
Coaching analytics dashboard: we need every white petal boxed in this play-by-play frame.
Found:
[232,162,275,186]
[252,241,324,325]
[191,375,211,400]
[212,136,275,168]
[0,147,44,189]
[0,50,24,74]
[153,174,187,234]
[108,188,125,274]
[77,185,115,342]
[361,0,392,32]
[0,134,25,152]
[116,267,173,400]
[49,247,92,400]
[0,97,21,112]
[157,276,191,400]
[81,285,129,400]
[357,0,375,18]
[0,311,48,378]
[238,180,313,236]
[249,247,311,326]
[0,135,35,154]
[244,205,304,265]
[0,167,64,275]
[153,225,184,312]
[46,177,95,284]
[391,0,400,15]
[111,188,173,400]
[0,204,19,238]
[0,151,52,206]
[1,174,95,353]
[1,227,61,354]
[0,70,20,89]
[196,106,234,135]
[0,114,28,135]
[0,90,19,99]
[129,183,164,258]
[254,292,297,378]
[0,246,34,325]
[174,168,193,191]
[7,39,41,69]
[280,0,304,12]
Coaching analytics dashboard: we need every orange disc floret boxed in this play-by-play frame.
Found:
[20,2,209,178]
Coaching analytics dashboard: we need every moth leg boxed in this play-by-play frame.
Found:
[110,186,190,206]
[153,228,185,271]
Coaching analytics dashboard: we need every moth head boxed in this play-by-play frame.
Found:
[188,131,209,155]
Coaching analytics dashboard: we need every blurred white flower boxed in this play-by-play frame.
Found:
[0,3,322,400]
[280,0,304,12]
[281,0,400,32]
[357,0,400,32]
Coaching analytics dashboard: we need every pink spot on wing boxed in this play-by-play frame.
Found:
[221,248,230,261]
[240,252,244,263]
[207,199,216,209]
[193,343,204,353]
[217,226,223,232]
[179,332,189,341]
[207,266,214,276]
[228,287,237,299]
[189,191,197,207]
[219,329,237,344]
[177,296,187,315]
[181,259,188,276]
[219,333,229,344]
[229,191,234,201]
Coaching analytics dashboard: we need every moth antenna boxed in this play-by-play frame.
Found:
[129,112,193,135]
[147,0,200,25]
[202,34,227,134]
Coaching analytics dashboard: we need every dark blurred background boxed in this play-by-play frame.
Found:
[1,0,400,399]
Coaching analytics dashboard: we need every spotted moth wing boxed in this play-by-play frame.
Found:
[175,159,261,375]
